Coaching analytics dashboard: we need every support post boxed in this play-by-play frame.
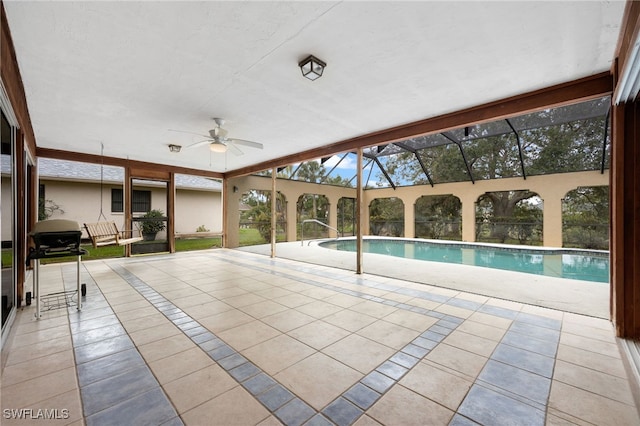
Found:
[404,198,415,238]
[460,194,477,242]
[356,148,364,274]
[271,168,277,258]
[541,196,563,247]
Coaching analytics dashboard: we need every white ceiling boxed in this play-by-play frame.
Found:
[4,1,625,175]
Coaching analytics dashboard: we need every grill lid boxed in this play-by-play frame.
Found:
[29,219,81,235]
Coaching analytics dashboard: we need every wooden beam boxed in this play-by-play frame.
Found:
[225,72,612,178]
[610,88,640,337]
[0,2,36,155]
[124,168,132,257]
[36,147,224,179]
[168,173,176,254]
[129,167,170,182]
[613,0,640,81]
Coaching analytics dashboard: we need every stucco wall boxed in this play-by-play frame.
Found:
[175,188,222,234]
[37,179,221,239]
[225,170,608,248]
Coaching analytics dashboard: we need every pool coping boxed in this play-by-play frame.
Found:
[318,236,609,282]
[238,241,609,319]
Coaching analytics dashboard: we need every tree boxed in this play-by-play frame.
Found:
[370,197,404,236]
[415,195,461,239]
[241,190,286,243]
[377,112,607,245]
[562,186,609,249]
[38,199,64,221]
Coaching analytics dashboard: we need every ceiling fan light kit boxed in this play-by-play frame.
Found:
[299,55,326,81]
[169,117,263,156]
[209,141,227,153]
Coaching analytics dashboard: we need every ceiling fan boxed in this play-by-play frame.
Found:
[169,118,263,155]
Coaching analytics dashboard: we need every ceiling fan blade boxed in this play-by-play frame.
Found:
[185,139,212,149]
[168,129,210,139]
[230,138,263,149]
[228,142,244,156]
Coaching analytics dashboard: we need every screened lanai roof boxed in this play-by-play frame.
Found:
[272,96,611,188]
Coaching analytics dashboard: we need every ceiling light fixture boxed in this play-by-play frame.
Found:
[210,141,227,153]
[299,55,326,81]
[168,144,181,153]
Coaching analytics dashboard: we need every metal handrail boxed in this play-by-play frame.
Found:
[301,219,340,246]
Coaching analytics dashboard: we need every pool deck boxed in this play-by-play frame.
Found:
[1,248,635,426]
[239,240,609,319]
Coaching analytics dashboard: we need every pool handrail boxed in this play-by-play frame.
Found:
[301,219,340,246]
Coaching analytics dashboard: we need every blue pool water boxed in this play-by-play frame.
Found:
[319,238,609,283]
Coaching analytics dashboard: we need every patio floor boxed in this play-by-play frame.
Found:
[1,248,637,425]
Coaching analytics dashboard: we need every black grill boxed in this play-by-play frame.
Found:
[27,219,84,263]
[26,219,87,317]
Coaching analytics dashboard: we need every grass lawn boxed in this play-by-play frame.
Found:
[36,237,223,264]
[4,231,281,266]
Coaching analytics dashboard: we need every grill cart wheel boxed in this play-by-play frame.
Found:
[26,292,32,306]
[81,284,86,297]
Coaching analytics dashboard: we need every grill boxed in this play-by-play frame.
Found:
[26,219,87,318]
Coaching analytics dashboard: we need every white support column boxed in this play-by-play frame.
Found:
[287,196,298,242]
[328,198,338,238]
[460,194,476,242]
[404,197,415,238]
[270,168,276,258]
[542,196,563,248]
[356,148,364,274]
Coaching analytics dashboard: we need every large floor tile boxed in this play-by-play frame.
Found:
[243,334,315,375]
[367,385,454,425]
[458,384,544,426]
[443,329,499,358]
[357,320,421,350]
[324,309,378,333]
[288,320,350,350]
[163,364,237,414]
[556,343,627,378]
[399,361,473,411]
[137,334,194,363]
[149,346,214,384]
[198,309,254,334]
[217,320,281,351]
[261,309,315,333]
[1,367,79,409]
[425,343,488,380]
[1,349,75,387]
[323,334,395,374]
[548,381,640,425]
[181,386,270,426]
[553,359,636,405]
[275,352,362,410]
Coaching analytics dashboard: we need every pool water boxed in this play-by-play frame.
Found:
[319,239,609,283]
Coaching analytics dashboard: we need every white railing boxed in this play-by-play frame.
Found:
[301,219,340,246]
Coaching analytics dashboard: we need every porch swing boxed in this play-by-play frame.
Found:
[83,144,143,248]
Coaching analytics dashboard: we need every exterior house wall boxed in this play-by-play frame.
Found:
[38,179,221,240]
[175,188,222,234]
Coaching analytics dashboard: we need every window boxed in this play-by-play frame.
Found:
[111,188,123,212]
[111,189,151,213]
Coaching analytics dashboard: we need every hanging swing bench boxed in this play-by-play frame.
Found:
[83,221,143,248]
[83,143,144,249]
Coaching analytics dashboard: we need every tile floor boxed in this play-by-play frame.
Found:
[1,248,638,426]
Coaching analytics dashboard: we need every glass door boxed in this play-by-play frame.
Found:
[1,109,16,337]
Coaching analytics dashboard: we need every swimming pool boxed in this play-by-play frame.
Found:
[319,238,609,283]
